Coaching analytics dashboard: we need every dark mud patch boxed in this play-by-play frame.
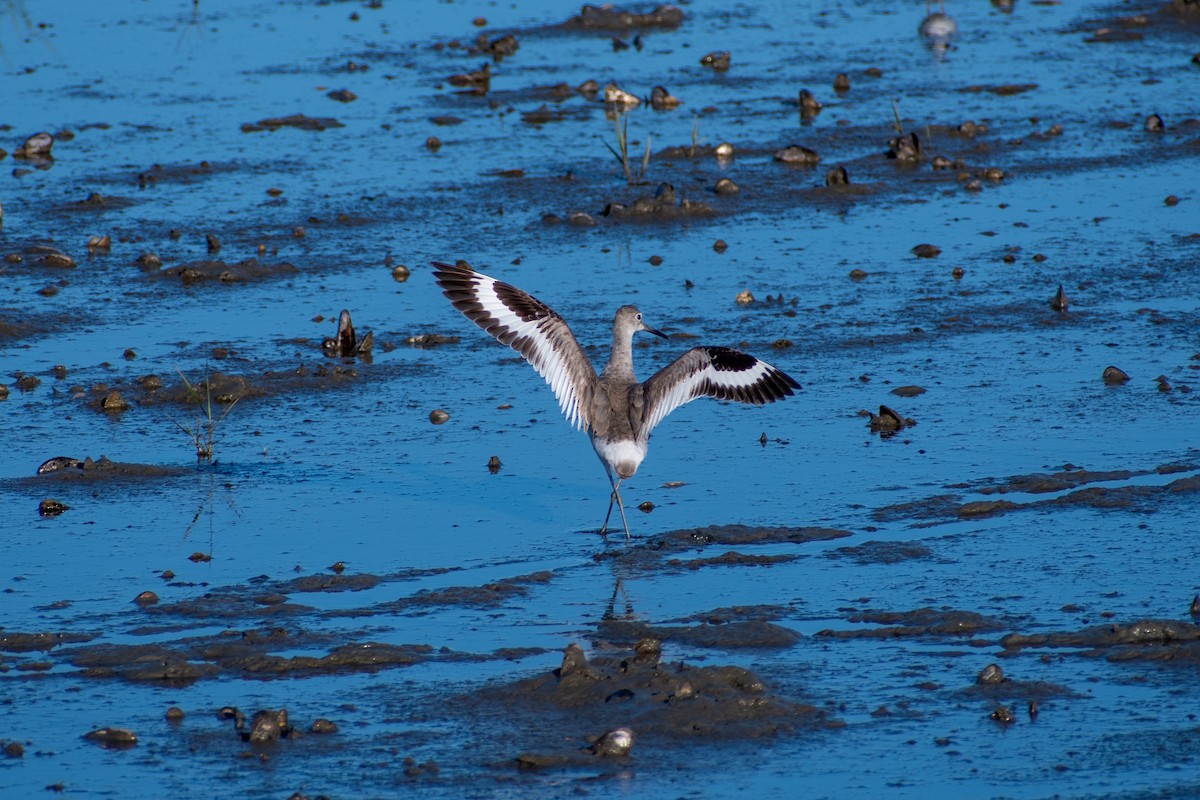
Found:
[665,550,799,570]
[241,114,344,133]
[825,540,933,565]
[332,570,554,618]
[153,258,297,285]
[1001,618,1200,664]
[598,524,851,573]
[816,607,1009,639]
[875,465,1200,524]
[27,455,188,482]
[675,605,798,624]
[470,641,830,771]
[0,631,96,654]
[596,619,802,649]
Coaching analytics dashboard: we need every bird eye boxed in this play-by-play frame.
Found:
[636,313,642,320]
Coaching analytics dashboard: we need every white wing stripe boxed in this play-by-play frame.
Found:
[642,349,798,435]
[436,266,595,431]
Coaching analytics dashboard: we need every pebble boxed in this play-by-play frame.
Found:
[83,727,138,748]
[774,144,820,164]
[648,255,663,266]
[487,455,502,474]
[38,499,69,517]
[990,706,1015,725]
[591,727,635,757]
[833,73,850,92]
[713,239,728,253]
[912,243,941,258]
[101,391,131,412]
[735,289,755,305]
[429,409,450,424]
[700,50,730,70]
[825,166,849,185]
[133,591,159,606]
[165,707,185,722]
[976,664,1005,684]
[713,177,739,195]
[1050,284,1068,312]
[392,264,411,282]
[714,142,734,159]
[425,136,442,151]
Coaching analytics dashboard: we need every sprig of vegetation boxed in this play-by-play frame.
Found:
[603,112,651,185]
[173,368,239,462]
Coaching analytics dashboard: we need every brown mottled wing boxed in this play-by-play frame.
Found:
[433,262,597,431]
[639,346,800,436]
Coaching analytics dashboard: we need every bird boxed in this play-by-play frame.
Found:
[432,261,801,539]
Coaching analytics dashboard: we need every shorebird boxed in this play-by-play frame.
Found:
[433,262,801,538]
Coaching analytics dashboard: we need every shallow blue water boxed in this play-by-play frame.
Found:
[3,0,1200,797]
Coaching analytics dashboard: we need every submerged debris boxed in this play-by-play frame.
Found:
[322,309,373,357]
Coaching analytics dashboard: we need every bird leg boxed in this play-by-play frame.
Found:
[599,477,632,540]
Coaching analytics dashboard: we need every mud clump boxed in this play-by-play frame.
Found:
[31,455,187,482]
[816,607,1008,639]
[242,114,344,133]
[155,258,297,285]
[1001,619,1200,662]
[597,618,802,649]
[826,540,932,565]
[560,4,684,30]
[603,182,714,220]
[483,642,829,769]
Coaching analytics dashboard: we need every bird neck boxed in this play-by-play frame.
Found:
[602,329,636,380]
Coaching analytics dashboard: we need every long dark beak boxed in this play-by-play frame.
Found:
[643,323,669,340]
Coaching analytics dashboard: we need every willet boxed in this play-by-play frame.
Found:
[433,262,801,538]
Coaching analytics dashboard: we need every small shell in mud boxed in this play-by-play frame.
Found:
[1144,113,1164,132]
[429,409,450,424]
[699,50,730,71]
[868,405,908,432]
[798,88,822,114]
[714,177,739,195]
[206,233,222,253]
[833,72,850,93]
[15,131,54,159]
[83,727,138,749]
[133,591,159,606]
[101,391,131,412]
[1050,284,1068,312]
[713,239,728,253]
[649,85,680,110]
[735,289,755,305]
[982,167,1005,182]
[560,642,591,677]
[825,165,849,186]
[1028,701,1039,720]
[38,499,69,517]
[425,136,442,151]
[165,707,185,722]
[637,501,654,512]
[392,264,411,282]
[931,155,953,170]
[976,664,1005,684]
[135,252,163,270]
[1102,366,1129,385]
[591,727,635,757]
[912,243,941,258]
[634,637,661,656]
[714,142,734,159]
[603,84,640,107]
[774,144,820,164]
[952,267,965,279]
[37,456,83,474]
[87,234,112,252]
[310,719,338,734]
[487,455,502,474]
[1190,594,1200,617]
[990,706,1015,725]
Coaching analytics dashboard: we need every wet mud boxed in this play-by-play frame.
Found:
[3,0,1200,797]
